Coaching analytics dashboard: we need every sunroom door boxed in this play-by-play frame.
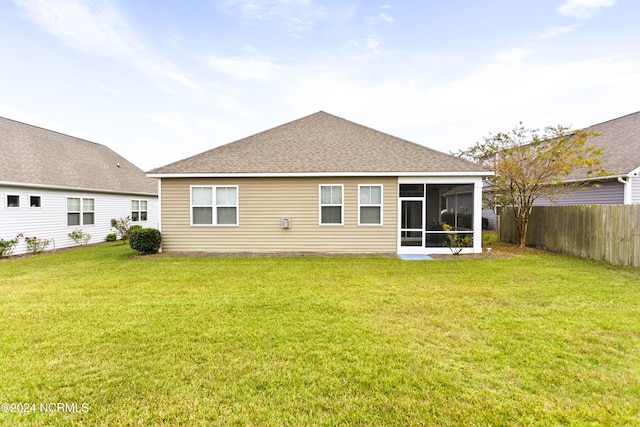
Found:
[400,199,424,253]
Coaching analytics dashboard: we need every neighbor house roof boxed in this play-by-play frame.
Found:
[576,110,640,179]
[149,111,490,176]
[0,117,157,195]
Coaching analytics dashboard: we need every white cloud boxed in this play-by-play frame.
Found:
[89,80,120,96]
[557,0,616,20]
[204,54,279,80]
[494,48,530,64]
[378,12,394,23]
[12,0,201,91]
[12,0,140,55]
[285,53,640,154]
[538,24,582,39]
[221,0,322,38]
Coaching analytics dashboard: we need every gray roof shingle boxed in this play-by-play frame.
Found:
[0,117,157,195]
[582,111,640,177]
[149,111,489,175]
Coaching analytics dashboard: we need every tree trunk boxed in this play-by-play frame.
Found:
[514,206,531,248]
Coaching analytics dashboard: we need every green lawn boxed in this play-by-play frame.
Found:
[1,244,639,426]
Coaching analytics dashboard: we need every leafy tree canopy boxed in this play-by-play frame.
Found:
[456,123,605,247]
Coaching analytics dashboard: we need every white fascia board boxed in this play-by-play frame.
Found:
[559,174,626,185]
[628,166,640,177]
[0,180,158,197]
[147,171,494,179]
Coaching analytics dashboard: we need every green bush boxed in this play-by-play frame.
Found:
[69,229,91,245]
[129,228,161,254]
[106,232,117,242]
[1,233,23,258]
[483,232,499,245]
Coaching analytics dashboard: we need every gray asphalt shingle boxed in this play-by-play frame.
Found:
[150,111,489,175]
[0,117,156,194]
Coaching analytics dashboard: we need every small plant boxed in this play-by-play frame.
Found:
[482,231,499,245]
[110,217,132,243]
[24,236,51,254]
[130,228,161,255]
[0,233,23,258]
[69,229,91,245]
[442,224,473,255]
[106,232,117,242]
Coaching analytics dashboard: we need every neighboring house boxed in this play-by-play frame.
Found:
[148,111,491,256]
[1,117,158,255]
[482,111,640,229]
[536,111,640,206]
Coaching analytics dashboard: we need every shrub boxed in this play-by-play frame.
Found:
[129,225,143,235]
[106,233,117,242]
[24,236,51,254]
[0,233,23,258]
[69,229,91,245]
[130,228,161,255]
[442,224,472,255]
[483,232,499,245]
[110,217,132,243]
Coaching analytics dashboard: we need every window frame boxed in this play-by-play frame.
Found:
[190,185,239,226]
[319,184,344,226]
[6,194,20,208]
[67,197,95,227]
[358,184,383,226]
[29,195,42,208]
[131,199,148,222]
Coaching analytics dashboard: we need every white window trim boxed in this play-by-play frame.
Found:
[29,195,42,208]
[190,185,239,226]
[131,199,148,222]
[67,197,95,227]
[358,184,383,226]
[319,184,344,226]
[6,194,20,208]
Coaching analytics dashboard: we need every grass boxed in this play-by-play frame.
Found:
[1,243,639,426]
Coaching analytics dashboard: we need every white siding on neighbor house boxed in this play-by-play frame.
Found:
[1,185,158,255]
[534,181,624,206]
[631,176,640,204]
[482,208,498,230]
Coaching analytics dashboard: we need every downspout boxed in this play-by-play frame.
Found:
[617,175,631,205]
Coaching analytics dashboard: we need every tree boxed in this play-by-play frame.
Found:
[456,123,604,248]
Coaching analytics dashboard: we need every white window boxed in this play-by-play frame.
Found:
[30,196,41,208]
[191,186,238,226]
[359,185,383,225]
[67,197,94,226]
[132,200,148,222]
[319,185,343,225]
[7,195,19,207]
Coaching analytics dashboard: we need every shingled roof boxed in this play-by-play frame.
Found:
[149,111,489,176]
[0,117,157,195]
[578,111,640,179]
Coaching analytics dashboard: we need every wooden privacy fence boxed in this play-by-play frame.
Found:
[500,205,640,268]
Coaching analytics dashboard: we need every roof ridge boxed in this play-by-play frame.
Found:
[312,111,483,169]
[584,110,640,129]
[0,116,107,149]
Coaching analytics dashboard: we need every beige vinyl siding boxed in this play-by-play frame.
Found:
[160,177,397,253]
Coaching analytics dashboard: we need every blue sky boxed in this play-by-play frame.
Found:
[1,0,638,170]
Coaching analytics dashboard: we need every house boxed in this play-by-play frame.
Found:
[535,111,640,206]
[148,111,491,256]
[482,111,640,229]
[0,117,158,255]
